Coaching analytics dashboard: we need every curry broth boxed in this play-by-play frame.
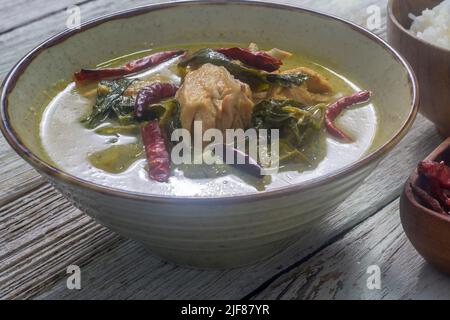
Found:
[39,43,377,196]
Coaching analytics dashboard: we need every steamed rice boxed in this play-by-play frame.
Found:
[409,0,450,50]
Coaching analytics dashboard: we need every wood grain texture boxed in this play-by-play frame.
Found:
[253,199,450,300]
[0,0,98,34]
[0,0,446,300]
[0,141,45,207]
[0,184,123,299]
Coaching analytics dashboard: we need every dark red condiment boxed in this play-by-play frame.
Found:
[414,160,450,215]
[216,47,283,72]
[74,50,185,82]
[141,120,170,183]
[325,90,372,142]
[135,82,179,119]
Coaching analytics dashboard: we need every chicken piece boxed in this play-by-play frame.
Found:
[285,67,333,94]
[123,81,152,97]
[266,48,293,60]
[176,63,254,134]
[267,85,331,106]
[265,67,333,105]
[248,43,293,61]
[248,42,259,52]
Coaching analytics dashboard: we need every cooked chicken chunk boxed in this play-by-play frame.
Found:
[266,48,293,60]
[265,67,334,105]
[176,63,254,134]
[267,85,331,106]
[248,43,293,60]
[288,67,333,94]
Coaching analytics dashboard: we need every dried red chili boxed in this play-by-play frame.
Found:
[216,47,283,72]
[325,90,372,142]
[429,179,450,208]
[411,183,446,214]
[418,160,450,212]
[414,160,450,215]
[74,50,185,82]
[141,120,170,182]
[134,82,179,119]
[418,160,450,189]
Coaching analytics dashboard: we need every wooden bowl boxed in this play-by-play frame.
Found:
[388,0,450,136]
[400,137,450,275]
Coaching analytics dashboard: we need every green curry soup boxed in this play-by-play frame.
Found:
[38,43,377,196]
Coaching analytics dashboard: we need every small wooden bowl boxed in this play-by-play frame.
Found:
[400,137,450,275]
[388,0,450,136]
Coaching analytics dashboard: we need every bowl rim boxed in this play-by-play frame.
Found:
[388,0,450,54]
[404,137,450,223]
[0,0,419,204]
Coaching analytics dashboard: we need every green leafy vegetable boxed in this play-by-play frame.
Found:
[88,143,144,173]
[81,79,181,130]
[141,103,167,120]
[179,49,308,91]
[251,99,326,148]
[265,73,309,88]
[161,98,182,142]
[278,140,310,163]
[81,79,136,129]
[94,124,140,136]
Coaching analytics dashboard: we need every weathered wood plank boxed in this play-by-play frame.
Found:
[0,0,92,34]
[1,115,431,300]
[0,141,45,207]
[252,199,450,300]
[0,184,124,299]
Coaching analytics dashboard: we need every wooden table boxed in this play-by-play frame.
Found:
[1,0,450,300]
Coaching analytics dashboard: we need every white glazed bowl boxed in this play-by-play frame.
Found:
[0,0,418,268]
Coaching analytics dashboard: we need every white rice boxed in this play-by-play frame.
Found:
[409,0,450,50]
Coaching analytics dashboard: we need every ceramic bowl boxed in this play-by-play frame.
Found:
[400,137,450,275]
[388,0,450,136]
[1,0,418,268]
